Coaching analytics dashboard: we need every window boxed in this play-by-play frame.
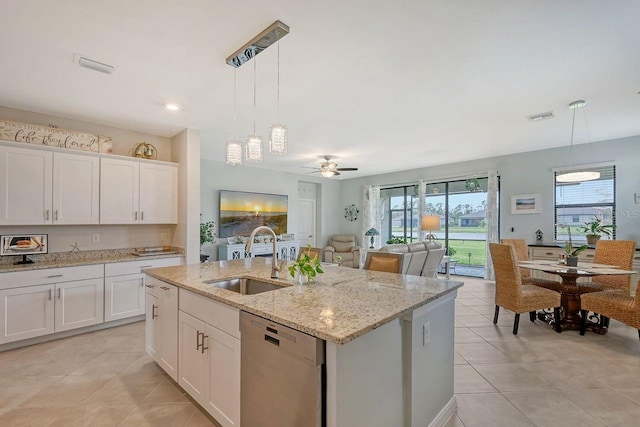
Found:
[380,186,419,243]
[554,165,616,241]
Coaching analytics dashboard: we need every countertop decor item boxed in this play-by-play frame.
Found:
[365,228,379,249]
[344,204,359,221]
[288,244,324,284]
[133,142,157,159]
[581,217,615,245]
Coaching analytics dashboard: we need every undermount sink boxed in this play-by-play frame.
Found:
[204,278,287,295]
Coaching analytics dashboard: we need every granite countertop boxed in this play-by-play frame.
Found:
[0,248,184,273]
[144,258,463,345]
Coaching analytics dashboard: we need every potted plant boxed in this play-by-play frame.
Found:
[563,241,588,267]
[200,219,216,263]
[581,217,615,245]
[288,245,324,284]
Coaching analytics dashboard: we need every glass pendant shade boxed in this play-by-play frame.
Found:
[321,169,335,178]
[269,124,287,155]
[245,135,263,162]
[225,140,242,165]
[556,170,600,183]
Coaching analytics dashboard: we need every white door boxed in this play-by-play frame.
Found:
[100,157,139,224]
[0,146,52,225]
[178,311,208,405]
[54,278,104,331]
[53,152,100,224]
[139,162,178,224]
[205,324,241,427]
[158,284,178,381]
[0,284,55,344]
[104,273,145,321]
[145,291,159,360]
[296,198,316,247]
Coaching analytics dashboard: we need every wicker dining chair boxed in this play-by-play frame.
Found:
[589,240,636,293]
[489,243,562,334]
[580,284,640,340]
[500,239,562,292]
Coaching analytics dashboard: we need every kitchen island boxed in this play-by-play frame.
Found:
[144,257,463,427]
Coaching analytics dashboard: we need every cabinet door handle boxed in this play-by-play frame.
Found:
[140,265,153,269]
[145,284,154,288]
[545,252,554,256]
[160,286,170,291]
[47,274,63,278]
[141,211,144,221]
[196,331,202,350]
[135,211,138,221]
[152,304,158,319]
[57,288,61,299]
[54,210,58,221]
[201,334,209,354]
[586,254,594,258]
[45,209,50,220]
[48,289,52,300]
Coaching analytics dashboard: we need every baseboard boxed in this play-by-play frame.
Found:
[429,396,457,427]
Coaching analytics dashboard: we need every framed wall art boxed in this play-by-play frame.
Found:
[511,194,541,214]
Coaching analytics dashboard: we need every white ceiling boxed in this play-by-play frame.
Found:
[1,1,639,179]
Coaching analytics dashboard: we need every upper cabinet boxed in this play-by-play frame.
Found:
[100,157,177,224]
[0,145,99,225]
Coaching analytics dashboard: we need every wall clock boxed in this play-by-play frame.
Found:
[345,204,359,221]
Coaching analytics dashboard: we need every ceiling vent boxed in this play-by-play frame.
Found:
[528,111,554,122]
[76,55,116,75]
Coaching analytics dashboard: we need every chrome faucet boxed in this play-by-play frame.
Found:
[246,226,286,279]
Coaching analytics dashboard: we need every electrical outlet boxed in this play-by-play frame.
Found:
[160,233,168,241]
[422,322,431,346]
[92,234,100,243]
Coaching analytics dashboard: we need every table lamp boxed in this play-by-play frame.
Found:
[421,215,440,241]
[365,228,379,249]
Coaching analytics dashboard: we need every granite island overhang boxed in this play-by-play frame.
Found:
[143,257,464,427]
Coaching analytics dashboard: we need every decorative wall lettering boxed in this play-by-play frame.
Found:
[0,119,100,152]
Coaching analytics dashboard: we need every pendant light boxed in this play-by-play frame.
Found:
[269,42,287,155]
[245,59,263,162]
[225,69,242,165]
[556,100,600,183]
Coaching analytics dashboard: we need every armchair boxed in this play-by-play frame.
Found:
[323,234,361,268]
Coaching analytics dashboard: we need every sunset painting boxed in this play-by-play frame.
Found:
[219,190,288,237]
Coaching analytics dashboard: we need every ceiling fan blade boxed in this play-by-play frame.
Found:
[301,166,321,170]
[334,171,341,176]
[336,167,358,171]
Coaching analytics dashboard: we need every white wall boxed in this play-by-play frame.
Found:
[338,135,640,245]
[200,159,341,261]
[0,106,179,253]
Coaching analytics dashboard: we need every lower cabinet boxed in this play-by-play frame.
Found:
[144,277,178,381]
[105,257,182,321]
[0,265,104,344]
[178,289,240,427]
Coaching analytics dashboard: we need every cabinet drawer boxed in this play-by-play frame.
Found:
[105,257,181,277]
[530,248,562,260]
[179,289,239,339]
[0,264,103,290]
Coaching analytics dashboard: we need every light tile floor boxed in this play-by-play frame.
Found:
[1,276,639,426]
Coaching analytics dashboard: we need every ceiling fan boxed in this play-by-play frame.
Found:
[306,156,359,177]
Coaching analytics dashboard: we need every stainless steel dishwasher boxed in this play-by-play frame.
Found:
[240,311,325,427]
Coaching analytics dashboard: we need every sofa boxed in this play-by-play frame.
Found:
[378,241,445,277]
[323,234,361,268]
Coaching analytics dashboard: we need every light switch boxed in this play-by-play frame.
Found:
[423,322,431,346]
[92,234,100,243]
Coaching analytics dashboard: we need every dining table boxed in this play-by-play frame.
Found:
[518,260,637,334]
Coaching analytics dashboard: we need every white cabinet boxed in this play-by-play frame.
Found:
[177,289,240,427]
[0,145,99,225]
[0,264,103,344]
[218,241,300,261]
[100,157,177,224]
[145,277,178,381]
[0,284,55,343]
[52,151,100,224]
[0,145,52,225]
[54,278,104,331]
[104,257,182,321]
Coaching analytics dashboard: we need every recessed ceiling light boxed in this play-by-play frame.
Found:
[528,111,555,122]
[165,103,180,111]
